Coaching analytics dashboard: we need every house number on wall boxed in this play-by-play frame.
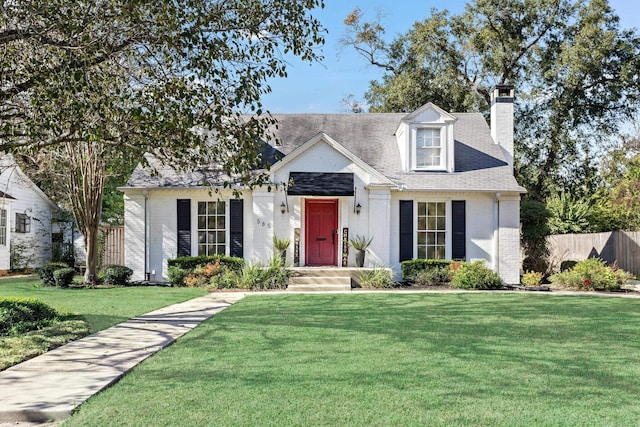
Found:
[256,218,272,229]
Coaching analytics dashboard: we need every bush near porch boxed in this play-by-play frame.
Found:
[167,255,290,290]
[401,259,503,290]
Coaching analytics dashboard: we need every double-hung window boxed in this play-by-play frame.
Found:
[197,201,226,256]
[415,128,442,169]
[417,202,446,259]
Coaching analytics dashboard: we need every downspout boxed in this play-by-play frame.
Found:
[495,192,500,274]
[143,190,149,281]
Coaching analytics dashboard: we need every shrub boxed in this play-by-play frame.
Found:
[521,271,543,287]
[210,268,238,289]
[167,266,188,286]
[211,256,291,290]
[167,255,244,273]
[103,265,133,286]
[355,267,394,288]
[414,266,450,286]
[36,262,69,286]
[560,260,578,272]
[53,267,76,288]
[549,258,633,291]
[451,261,503,290]
[401,259,452,281]
[260,255,291,289]
[0,297,58,336]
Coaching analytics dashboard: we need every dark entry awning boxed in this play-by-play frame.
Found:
[287,172,354,196]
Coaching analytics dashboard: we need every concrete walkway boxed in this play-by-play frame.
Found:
[0,292,246,424]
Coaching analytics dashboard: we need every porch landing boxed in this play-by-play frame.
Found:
[287,267,375,292]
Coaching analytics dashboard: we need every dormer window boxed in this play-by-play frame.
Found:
[416,128,441,167]
[413,127,445,170]
[396,103,456,173]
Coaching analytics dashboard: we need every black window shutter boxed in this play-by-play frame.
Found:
[399,200,413,262]
[452,200,466,260]
[229,199,244,258]
[177,199,191,257]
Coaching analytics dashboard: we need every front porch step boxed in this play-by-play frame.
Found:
[287,283,352,292]
[287,267,356,292]
[288,276,351,286]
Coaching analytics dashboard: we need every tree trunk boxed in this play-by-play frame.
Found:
[84,224,100,284]
[64,140,105,285]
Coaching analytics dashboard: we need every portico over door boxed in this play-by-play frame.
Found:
[305,199,338,266]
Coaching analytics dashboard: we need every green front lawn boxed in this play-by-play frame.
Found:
[0,276,207,369]
[66,293,640,426]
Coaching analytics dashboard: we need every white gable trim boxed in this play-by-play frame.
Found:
[269,132,395,185]
[401,102,458,123]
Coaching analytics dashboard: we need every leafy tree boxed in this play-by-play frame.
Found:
[546,192,592,234]
[1,0,325,283]
[343,0,640,200]
[520,199,551,274]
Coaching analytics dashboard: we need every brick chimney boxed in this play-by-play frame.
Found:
[490,85,515,172]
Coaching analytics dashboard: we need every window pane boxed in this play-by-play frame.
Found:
[207,216,216,229]
[427,217,436,230]
[207,202,216,214]
[417,246,426,259]
[198,245,206,256]
[216,245,225,255]
[427,247,435,259]
[217,201,225,214]
[197,202,206,215]
[427,203,436,216]
[197,216,206,229]
[418,202,426,216]
[437,232,445,245]
[435,246,445,259]
[208,231,216,244]
[198,232,206,244]
[418,217,426,231]
[436,202,445,216]
[436,217,446,230]
[217,231,226,244]
[427,232,436,245]
[417,232,426,245]
[216,216,225,230]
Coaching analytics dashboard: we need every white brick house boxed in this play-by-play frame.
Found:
[122,86,525,284]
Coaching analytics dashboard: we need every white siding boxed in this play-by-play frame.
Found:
[252,189,275,263]
[124,193,146,281]
[0,159,56,269]
[0,200,12,270]
[498,196,521,284]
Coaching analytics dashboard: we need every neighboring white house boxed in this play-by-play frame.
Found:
[121,86,526,284]
[0,154,62,272]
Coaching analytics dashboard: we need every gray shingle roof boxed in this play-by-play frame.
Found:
[125,111,525,193]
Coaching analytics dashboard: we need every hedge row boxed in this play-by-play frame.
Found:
[0,297,58,336]
[401,259,453,281]
[168,255,244,272]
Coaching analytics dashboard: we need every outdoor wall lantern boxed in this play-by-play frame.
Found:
[355,203,362,215]
[280,202,286,214]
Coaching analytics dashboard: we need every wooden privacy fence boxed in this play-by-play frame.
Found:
[548,231,640,276]
[101,225,124,266]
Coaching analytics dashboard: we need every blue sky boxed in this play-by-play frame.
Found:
[262,0,639,113]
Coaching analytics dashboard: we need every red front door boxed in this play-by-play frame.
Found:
[305,199,338,266]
